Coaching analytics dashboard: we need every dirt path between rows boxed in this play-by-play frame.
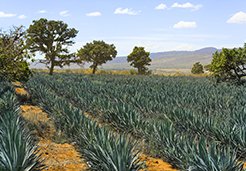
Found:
[14,82,88,171]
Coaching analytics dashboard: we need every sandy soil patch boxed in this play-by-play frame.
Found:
[140,154,177,171]
[38,139,87,171]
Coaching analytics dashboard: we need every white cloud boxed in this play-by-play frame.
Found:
[114,8,141,15]
[59,10,70,17]
[155,3,167,10]
[0,11,16,18]
[227,11,246,24]
[172,2,202,11]
[86,11,102,17]
[38,10,47,14]
[173,21,197,29]
[18,15,27,19]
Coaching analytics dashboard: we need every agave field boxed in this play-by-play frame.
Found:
[2,73,246,170]
[20,73,246,171]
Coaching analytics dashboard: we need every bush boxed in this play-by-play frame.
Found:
[191,62,204,74]
[0,26,32,81]
[129,69,138,75]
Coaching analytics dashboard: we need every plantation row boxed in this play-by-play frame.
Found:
[0,82,43,171]
[26,77,144,170]
[26,73,246,171]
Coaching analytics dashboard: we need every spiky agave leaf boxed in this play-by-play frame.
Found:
[189,138,244,171]
[103,102,145,133]
[82,130,144,171]
[0,110,44,171]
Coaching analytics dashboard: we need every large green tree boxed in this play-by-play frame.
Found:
[210,44,246,84]
[127,46,151,75]
[191,62,204,74]
[77,40,117,74]
[26,18,78,75]
[0,26,32,81]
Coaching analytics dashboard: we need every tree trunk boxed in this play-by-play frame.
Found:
[92,64,98,74]
[137,68,141,75]
[138,67,144,75]
[49,61,54,75]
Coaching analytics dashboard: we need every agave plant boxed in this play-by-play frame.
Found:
[103,102,145,134]
[82,131,143,171]
[149,121,194,169]
[0,91,44,171]
[189,138,244,171]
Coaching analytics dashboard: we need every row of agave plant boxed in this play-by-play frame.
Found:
[33,75,246,142]
[26,73,246,171]
[0,81,43,171]
[26,80,144,171]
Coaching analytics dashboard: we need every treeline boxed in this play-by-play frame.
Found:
[1,18,246,84]
[192,44,246,84]
[0,18,151,81]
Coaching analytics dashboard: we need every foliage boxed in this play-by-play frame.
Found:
[191,62,204,74]
[204,64,211,72]
[0,26,32,81]
[210,44,246,84]
[26,18,78,75]
[77,40,117,74]
[127,47,151,75]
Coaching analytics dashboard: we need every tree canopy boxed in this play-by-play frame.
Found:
[77,40,117,74]
[191,62,204,74]
[26,18,78,75]
[210,44,246,84]
[0,26,31,81]
[127,46,151,75]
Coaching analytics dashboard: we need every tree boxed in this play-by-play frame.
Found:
[26,18,78,75]
[127,46,151,75]
[0,26,32,81]
[210,44,246,84]
[191,62,204,74]
[204,64,211,72]
[77,40,117,74]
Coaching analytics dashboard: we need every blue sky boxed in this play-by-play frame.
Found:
[0,0,246,56]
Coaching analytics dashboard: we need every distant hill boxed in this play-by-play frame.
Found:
[30,47,219,72]
[101,47,218,70]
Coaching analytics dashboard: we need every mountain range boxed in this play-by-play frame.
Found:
[30,47,219,73]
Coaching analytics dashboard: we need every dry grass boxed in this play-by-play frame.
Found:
[12,81,23,87]
[32,68,136,75]
[15,87,30,96]
[32,68,212,78]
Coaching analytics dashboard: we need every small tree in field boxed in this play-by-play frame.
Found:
[210,44,246,84]
[26,18,78,75]
[127,46,151,75]
[77,40,117,74]
[191,62,204,74]
[0,26,32,81]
